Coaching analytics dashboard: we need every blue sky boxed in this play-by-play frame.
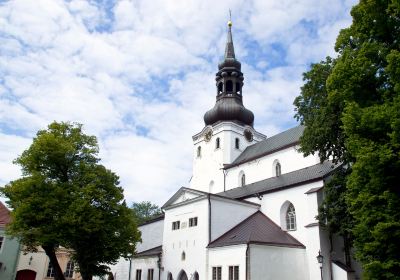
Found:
[0,0,357,205]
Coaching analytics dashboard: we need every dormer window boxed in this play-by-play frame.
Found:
[235,138,240,149]
[216,137,220,149]
[197,146,201,158]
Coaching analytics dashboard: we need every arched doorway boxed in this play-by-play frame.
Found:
[177,270,188,280]
[16,269,36,280]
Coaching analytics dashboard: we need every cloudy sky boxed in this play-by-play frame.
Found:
[0,0,357,206]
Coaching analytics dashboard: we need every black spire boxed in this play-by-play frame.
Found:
[204,20,254,127]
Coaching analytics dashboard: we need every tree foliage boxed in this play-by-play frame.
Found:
[131,201,162,224]
[1,122,141,280]
[294,0,400,278]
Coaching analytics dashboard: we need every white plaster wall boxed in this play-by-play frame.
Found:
[162,199,209,280]
[245,181,325,280]
[225,145,320,189]
[131,257,160,280]
[136,219,164,253]
[332,262,350,280]
[109,257,130,280]
[208,245,247,280]
[249,244,308,280]
[191,122,265,194]
[210,198,259,241]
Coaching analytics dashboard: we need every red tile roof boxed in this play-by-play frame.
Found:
[0,201,11,226]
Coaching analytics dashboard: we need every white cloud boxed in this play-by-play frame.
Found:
[0,0,357,206]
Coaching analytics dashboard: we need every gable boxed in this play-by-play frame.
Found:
[162,187,208,209]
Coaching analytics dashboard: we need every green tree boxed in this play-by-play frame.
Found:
[294,0,400,278]
[131,201,162,224]
[1,122,141,280]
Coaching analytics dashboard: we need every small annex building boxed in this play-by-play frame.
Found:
[111,21,362,280]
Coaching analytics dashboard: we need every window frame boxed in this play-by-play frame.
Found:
[286,204,296,231]
[147,269,154,280]
[235,138,240,149]
[64,260,75,278]
[0,236,4,252]
[136,269,142,280]
[189,217,198,227]
[172,221,180,230]
[212,266,222,280]
[276,162,281,176]
[229,265,239,280]
[215,137,220,149]
[47,261,55,278]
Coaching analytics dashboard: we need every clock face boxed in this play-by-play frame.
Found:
[244,129,253,142]
[204,128,213,142]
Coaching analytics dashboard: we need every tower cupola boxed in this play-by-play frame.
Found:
[204,20,254,127]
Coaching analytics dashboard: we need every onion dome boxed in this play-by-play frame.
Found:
[204,20,254,127]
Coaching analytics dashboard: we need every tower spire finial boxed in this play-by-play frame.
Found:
[225,10,235,59]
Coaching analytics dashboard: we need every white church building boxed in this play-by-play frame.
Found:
[111,22,362,280]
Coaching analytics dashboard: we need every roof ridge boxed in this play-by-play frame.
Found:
[221,161,339,199]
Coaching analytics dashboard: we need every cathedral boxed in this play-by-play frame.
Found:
[111,21,362,280]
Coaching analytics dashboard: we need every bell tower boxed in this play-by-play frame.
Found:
[190,20,266,193]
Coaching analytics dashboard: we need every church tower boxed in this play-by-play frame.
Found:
[190,20,266,193]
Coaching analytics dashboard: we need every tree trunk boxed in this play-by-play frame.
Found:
[80,271,93,280]
[42,245,66,280]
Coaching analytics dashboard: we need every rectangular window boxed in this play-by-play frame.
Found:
[64,261,75,278]
[172,221,180,230]
[147,269,154,280]
[136,269,142,280]
[0,236,4,251]
[47,261,55,277]
[189,217,198,227]
[212,266,222,280]
[229,266,239,280]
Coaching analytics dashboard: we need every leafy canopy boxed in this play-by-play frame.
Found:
[131,201,162,224]
[1,122,141,280]
[294,0,400,278]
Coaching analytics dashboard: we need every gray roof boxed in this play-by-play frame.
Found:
[134,245,162,258]
[208,211,305,249]
[220,161,340,199]
[225,126,305,168]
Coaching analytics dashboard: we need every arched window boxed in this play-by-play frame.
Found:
[235,138,240,149]
[218,82,223,94]
[168,272,174,280]
[216,137,220,149]
[181,251,186,261]
[197,146,201,157]
[226,80,233,92]
[238,170,245,187]
[276,162,281,176]
[286,204,296,231]
[64,261,74,278]
[236,82,241,94]
[241,174,246,187]
[193,272,199,280]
